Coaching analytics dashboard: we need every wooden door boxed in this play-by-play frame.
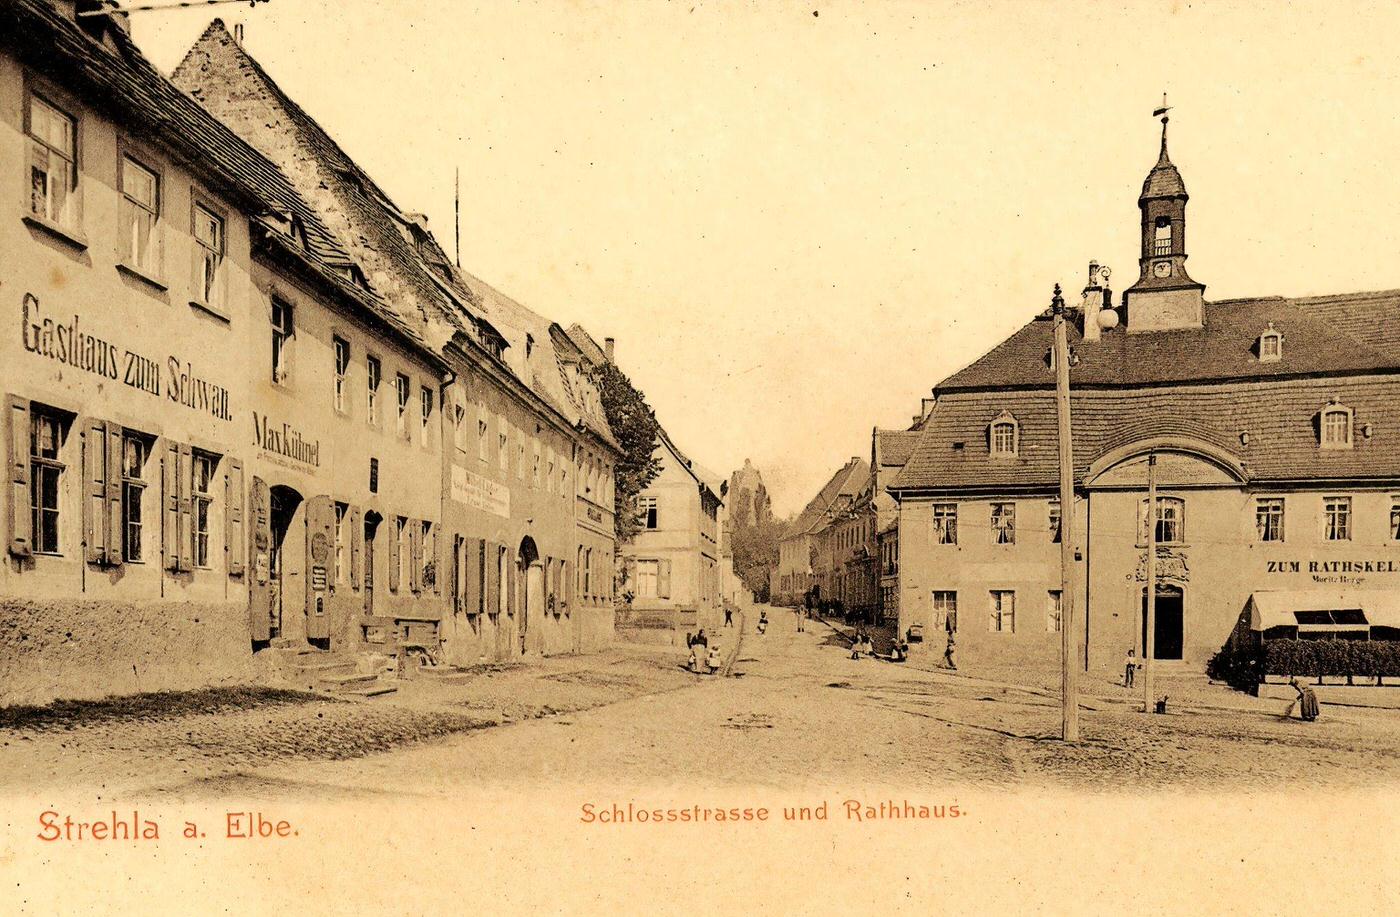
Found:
[305,495,334,642]
[248,476,272,642]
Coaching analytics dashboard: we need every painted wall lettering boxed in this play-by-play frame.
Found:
[252,412,320,467]
[20,293,234,421]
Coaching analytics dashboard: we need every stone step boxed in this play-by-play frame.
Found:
[293,658,357,675]
[339,683,398,698]
[318,672,379,689]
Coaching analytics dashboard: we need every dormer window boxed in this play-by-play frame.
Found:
[1319,401,1354,450]
[988,412,1019,458]
[1258,323,1283,362]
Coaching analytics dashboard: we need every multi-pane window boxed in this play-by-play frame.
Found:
[1256,498,1285,543]
[1259,331,1282,361]
[192,452,215,568]
[271,298,293,384]
[420,386,433,447]
[333,337,350,413]
[931,590,957,632]
[120,156,160,274]
[120,433,147,562]
[989,590,1015,633]
[334,502,348,584]
[635,558,659,598]
[194,204,224,307]
[394,517,407,590]
[1048,499,1062,543]
[991,502,1015,545]
[477,407,489,461]
[28,94,76,227]
[932,503,958,545]
[1139,497,1184,544]
[640,496,658,529]
[395,374,410,437]
[1323,496,1352,542]
[366,356,381,424]
[1321,407,1352,449]
[1047,590,1062,633]
[1391,500,1400,541]
[29,410,64,554]
[990,421,1016,456]
[498,546,510,616]
[421,521,434,589]
[452,403,466,451]
[532,438,541,488]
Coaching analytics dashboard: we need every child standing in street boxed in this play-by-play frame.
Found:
[943,633,957,671]
[1124,648,1138,688]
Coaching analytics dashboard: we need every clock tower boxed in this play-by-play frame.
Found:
[1124,106,1205,332]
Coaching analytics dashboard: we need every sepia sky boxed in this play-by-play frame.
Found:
[130,0,1400,516]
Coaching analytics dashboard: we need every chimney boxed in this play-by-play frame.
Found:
[604,337,615,363]
[1081,260,1103,342]
[920,397,935,419]
[234,22,245,44]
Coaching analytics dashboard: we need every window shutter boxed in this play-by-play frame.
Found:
[82,418,107,564]
[7,397,31,558]
[432,523,442,594]
[563,558,572,613]
[349,506,362,589]
[225,458,245,576]
[388,520,401,593]
[408,520,422,593]
[104,422,123,566]
[163,441,180,571]
[468,538,483,615]
[658,559,672,599]
[484,540,499,616]
[177,443,193,572]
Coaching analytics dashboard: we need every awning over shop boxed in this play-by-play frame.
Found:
[1248,590,1400,632]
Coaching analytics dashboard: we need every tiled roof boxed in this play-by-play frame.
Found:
[784,458,871,538]
[936,293,1400,392]
[890,378,1400,491]
[171,18,617,449]
[875,429,920,467]
[173,20,465,337]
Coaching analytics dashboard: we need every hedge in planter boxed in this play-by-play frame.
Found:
[1263,639,1400,684]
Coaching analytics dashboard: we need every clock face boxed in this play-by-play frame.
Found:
[1153,260,1173,279]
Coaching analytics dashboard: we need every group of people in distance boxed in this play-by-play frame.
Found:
[686,629,722,675]
[848,628,910,664]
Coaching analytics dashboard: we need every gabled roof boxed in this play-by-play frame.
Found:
[875,429,921,467]
[936,292,1400,393]
[652,427,723,504]
[172,18,617,449]
[784,458,870,538]
[565,324,610,367]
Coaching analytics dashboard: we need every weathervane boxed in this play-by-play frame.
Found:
[1153,92,1172,150]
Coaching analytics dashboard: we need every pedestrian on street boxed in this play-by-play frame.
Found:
[796,607,805,633]
[1287,678,1321,722]
[694,629,708,650]
[943,633,957,671]
[724,606,733,627]
[707,644,722,674]
[1124,648,1138,688]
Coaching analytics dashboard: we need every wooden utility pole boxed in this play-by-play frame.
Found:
[1051,284,1079,743]
[1143,452,1158,713]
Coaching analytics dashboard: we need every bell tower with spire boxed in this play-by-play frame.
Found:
[1124,97,1205,333]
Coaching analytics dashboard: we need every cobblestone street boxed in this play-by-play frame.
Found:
[12,607,1399,802]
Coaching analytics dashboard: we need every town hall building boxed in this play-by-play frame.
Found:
[890,115,1400,674]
